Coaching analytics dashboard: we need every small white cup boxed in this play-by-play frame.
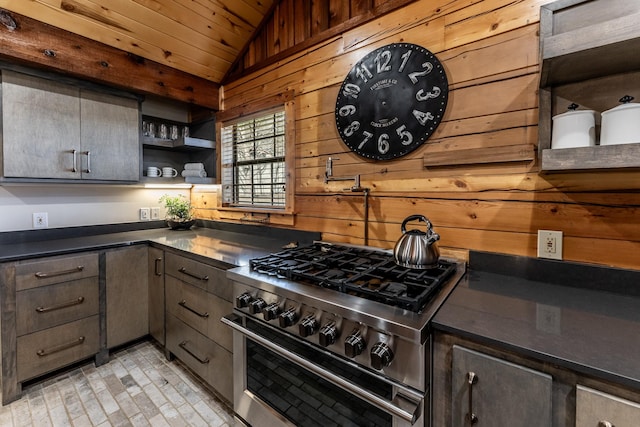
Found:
[162,167,178,178]
[147,166,162,177]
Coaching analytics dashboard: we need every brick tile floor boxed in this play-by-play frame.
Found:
[0,341,242,427]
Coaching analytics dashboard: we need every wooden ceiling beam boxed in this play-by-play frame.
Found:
[0,8,219,110]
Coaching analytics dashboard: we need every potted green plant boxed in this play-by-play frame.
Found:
[159,194,195,230]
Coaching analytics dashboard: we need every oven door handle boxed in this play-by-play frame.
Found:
[221,314,423,425]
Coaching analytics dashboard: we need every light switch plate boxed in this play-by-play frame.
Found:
[140,207,150,221]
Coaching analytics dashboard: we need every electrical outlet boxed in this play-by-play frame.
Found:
[150,207,160,220]
[33,212,48,228]
[140,207,150,221]
[537,230,563,260]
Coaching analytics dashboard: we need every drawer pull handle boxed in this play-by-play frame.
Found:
[70,149,77,173]
[36,296,85,313]
[154,258,162,276]
[35,266,84,279]
[466,371,479,424]
[179,340,209,364]
[178,300,209,318]
[36,336,85,357]
[598,422,614,427]
[178,267,208,281]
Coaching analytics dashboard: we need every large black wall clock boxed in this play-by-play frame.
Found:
[335,43,448,160]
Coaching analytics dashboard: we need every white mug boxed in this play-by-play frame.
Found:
[162,167,178,178]
[147,166,162,177]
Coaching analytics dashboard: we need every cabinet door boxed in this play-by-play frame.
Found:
[2,70,81,179]
[452,345,552,427]
[80,90,139,181]
[148,247,165,345]
[106,245,148,348]
[576,385,640,427]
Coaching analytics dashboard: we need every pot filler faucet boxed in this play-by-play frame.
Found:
[324,157,370,245]
[324,157,364,191]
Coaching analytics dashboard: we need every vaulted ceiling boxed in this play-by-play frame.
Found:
[0,0,276,84]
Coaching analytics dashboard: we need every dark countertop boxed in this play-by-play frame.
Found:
[0,221,319,268]
[432,251,640,391]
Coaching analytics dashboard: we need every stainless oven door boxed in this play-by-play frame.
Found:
[222,313,425,427]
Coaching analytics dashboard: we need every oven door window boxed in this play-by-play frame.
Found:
[246,318,393,426]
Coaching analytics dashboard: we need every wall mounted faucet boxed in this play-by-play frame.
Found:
[324,157,363,192]
[323,157,371,244]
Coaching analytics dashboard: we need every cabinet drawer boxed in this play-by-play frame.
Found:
[576,385,640,427]
[15,253,99,291]
[17,315,99,382]
[166,314,232,401]
[16,277,99,336]
[165,276,232,351]
[165,252,231,301]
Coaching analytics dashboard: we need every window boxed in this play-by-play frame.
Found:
[220,108,288,209]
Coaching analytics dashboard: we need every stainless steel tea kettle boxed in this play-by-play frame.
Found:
[393,215,440,269]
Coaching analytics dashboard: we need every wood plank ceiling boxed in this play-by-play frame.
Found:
[0,0,276,84]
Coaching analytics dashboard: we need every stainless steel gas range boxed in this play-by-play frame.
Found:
[223,241,466,427]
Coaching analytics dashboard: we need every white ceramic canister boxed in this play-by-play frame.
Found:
[551,103,597,149]
[600,95,640,146]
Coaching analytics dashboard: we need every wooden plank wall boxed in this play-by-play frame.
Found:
[196,0,640,270]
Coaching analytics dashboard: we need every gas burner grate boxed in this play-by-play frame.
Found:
[250,242,456,312]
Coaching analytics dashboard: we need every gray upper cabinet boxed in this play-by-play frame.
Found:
[1,70,81,179]
[451,345,552,427]
[1,69,139,182]
[80,90,140,181]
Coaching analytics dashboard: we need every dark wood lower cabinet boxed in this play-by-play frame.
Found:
[163,251,234,403]
[433,332,640,427]
[451,345,552,427]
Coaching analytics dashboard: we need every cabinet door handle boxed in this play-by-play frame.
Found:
[83,151,91,173]
[179,340,209,364]
[70,149,78,173]
[598,422,614,427]
[178,267,208,281]
[466,371,479,425]
[35,266,84,279]
[37,336,85,357]
[178,300,209,318]
[36,296,85,313]
[154,258,162,276]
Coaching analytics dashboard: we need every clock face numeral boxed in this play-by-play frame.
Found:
[408,62,434,84]
[416,86,441,101]
[358,131,374,150]
[338,104,357,117]
[343,121,360,137]
[335,43,448,160]
[396,125,413,146]
[342,83,361,99]
[378,133,390,154]
[374,50,392,74]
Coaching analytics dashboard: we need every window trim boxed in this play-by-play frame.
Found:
[216,91,295,216]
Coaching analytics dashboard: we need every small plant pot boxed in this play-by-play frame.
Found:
[167,219,196,230]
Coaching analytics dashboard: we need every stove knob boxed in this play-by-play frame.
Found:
[371,342,394,370]
[344,330,366,358]
[279,308,298,327]
[263,302,281,321]
[299,315,319,337]
[249,298,266,314]
[319,322,338,347]
[235,292,253,308]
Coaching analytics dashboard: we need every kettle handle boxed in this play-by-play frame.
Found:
[401,215,432,233]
